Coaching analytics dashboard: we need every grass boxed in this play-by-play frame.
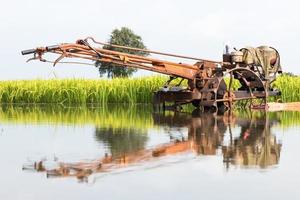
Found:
[0,76,166,105]
[0,75,299,105]
[272,75,300,102]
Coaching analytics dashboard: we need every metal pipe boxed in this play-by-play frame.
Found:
[84,37,222,64]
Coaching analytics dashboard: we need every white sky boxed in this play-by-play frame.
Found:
[0,0,300,80]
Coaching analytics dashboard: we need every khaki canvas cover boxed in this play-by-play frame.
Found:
[240,46,282,77]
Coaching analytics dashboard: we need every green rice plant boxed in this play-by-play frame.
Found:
[0,76,167,105]
[224,77,241,90]
[272,75,300,102]
[0,75,299,105]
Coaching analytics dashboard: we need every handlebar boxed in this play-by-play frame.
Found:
[21,45,59,55]
[21,49,36,55]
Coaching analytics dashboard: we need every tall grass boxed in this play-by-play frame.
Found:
[272,75,300,102]
[0,75,299,104]
[0,76,166,105]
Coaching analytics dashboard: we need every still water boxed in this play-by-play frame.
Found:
[0,105,300,200]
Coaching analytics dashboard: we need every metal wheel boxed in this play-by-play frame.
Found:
[215,67,266,110]
[192,100,200,108]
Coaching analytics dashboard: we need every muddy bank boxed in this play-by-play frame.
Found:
[267,102,300,111]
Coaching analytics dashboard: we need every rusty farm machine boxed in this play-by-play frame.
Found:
[22,37,282,111]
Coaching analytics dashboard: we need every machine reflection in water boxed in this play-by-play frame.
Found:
[222,114,281,169]
[153,110,281,169]
[23,110,281,183]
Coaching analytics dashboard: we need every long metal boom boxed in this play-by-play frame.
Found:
[21,38,219,79]
[84,37,221,63]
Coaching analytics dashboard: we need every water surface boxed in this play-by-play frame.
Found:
[0,105,300,200]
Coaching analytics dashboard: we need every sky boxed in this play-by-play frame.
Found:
[0,0,300,80]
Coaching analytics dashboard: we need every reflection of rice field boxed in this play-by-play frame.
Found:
[1,105,300,129]
[0,105,153,129]
[0,75,299,104]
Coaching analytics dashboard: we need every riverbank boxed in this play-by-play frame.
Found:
[267,102,300,112]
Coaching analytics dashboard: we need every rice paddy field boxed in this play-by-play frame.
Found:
[0,75,299,105]
[0,76,165,105]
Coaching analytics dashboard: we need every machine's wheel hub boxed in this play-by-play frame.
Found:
[223,91,236,108]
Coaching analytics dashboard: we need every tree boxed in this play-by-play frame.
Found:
[282,72,296,77]
[95,27,149,78]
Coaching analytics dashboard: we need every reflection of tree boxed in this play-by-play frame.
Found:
[222,115,281,168]
[95,127,148,158]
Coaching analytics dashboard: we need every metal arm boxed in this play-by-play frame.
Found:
[21,37,219,80]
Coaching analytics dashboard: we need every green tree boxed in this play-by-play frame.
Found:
[95,27,149,78]
[282,72,296,77]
